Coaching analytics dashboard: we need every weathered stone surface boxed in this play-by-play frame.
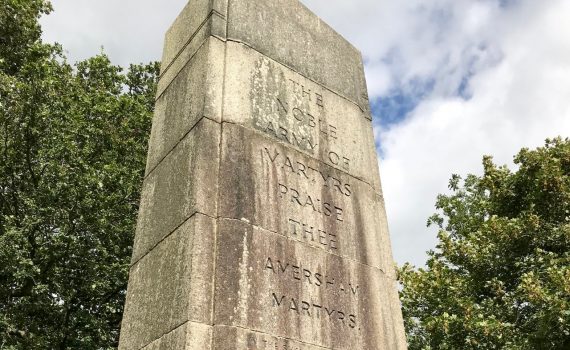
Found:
[213,218,407,349]
[160,0,227,79]
[226,0,370,113]
[133,118,220,263]
[212,326,326,350]
[218,123,394,276]
[120,0,407,349]
[222,41,381,190]
[149,38,225,174]
[140,322,212,350]
[157,18,226,99]
[120,215,216,350]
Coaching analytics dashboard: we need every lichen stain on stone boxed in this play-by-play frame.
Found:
[250,56,315,156]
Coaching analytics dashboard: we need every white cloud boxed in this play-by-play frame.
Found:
[41,0,188,66]
[378,0,570,265]
[41,0,570,266]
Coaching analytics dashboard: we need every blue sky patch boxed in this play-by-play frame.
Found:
[373,78,435,129]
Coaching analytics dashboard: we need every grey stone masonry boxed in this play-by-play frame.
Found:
[118,0,408,349]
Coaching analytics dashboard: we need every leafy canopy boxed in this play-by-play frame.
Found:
[400,138,570,349]
[0,0,158,348]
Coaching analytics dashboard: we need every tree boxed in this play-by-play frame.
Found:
[0,0,159,348]
[399,138,570,349]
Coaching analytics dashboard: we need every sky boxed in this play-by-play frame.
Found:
[41,0,570,267]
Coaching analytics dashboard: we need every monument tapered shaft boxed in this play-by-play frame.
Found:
[119,0,407,348]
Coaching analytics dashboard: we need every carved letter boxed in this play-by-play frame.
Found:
[277,97,289,114]
[328,151,340,166]
[278,126,290,143]
[292,107,304,122]
[265,257,275,273]
[323,202,332,217]
[343,157,350,171]
[291,188,302,205]
[329,234,338,250]
[264,147,280,163]
[278,260,290,274]
[278,184,288,198]
[307,139,317,151]
[265,121,278,138]
[303,224,315,242]
[338,311,346,324]
[344,183,352,197]
[296,161,309,179]
[316,93,324,108]
[289,219,301,236]
[318,229,328,246]
[307,113,316,128]
[272,293,285,307]
[292,265,301,280]
[289,298,299,313]
[303,269,313,285]
[332,177,344,195]
[325,307,336,318]
[301,85,311,101]
[350,284,359,296]
[329,125,337,140]
[304,195,317,212]
[335,206,344,222]
[314,273,323,286]
[301,301,311,316]
[283,156,295,173]
[349,314,357,329]
[290,132,303,149]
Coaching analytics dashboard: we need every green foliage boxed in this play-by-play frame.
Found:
[400,139,570,349]
[0,0,159,348]
[0,0,52,75]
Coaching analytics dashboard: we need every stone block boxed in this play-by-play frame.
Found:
[133,118,220,263]
[149,38,225,174]
[226,0,370,113]
[157,20,226,100]
[222,41,381,190]
[212,219,407,349]
[120,215,216,350]
[160,0,228,78]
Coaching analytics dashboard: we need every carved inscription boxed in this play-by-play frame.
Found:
[262,147,352,197]
[257,77,353,172]
[261,146,347,223]
[263,122,350,171]
[271,293,357,329]
[277,183,344,222]
[275,98,336,141]
[288,79,324,108]
[260,146,354,249]
[265,257,359,297]
[264,256,359,331]
[251,76,368,336]
[263,122,317,152]
[288,218,337,251]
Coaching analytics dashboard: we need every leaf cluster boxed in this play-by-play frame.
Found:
[400,139,570,349]
[0,1,159,348]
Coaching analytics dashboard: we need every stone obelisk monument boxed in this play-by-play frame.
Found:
[119,0,407,348]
